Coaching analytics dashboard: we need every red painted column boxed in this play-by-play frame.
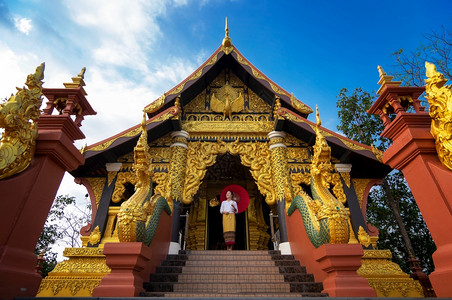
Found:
[0,115,85,299]
[314,244,377,297]
[0,80,95,299]
[93,243,152,297]
[368,82,452,297]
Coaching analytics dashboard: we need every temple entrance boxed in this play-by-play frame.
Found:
[184,153,271,250]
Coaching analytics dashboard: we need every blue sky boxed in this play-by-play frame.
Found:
[1,0,451,201]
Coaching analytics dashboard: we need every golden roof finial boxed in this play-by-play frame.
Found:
[225,17,229,38]
[377,65,386,77]
[376,65,401,95]
[221,17,233,55]
[64,67,87,95]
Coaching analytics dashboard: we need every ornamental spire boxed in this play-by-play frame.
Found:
[221,17,233,55]
[376,65,401,95]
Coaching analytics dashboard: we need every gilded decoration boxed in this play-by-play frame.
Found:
[279,108,370,153]
[112,171,137,203]
[210,82,244,120]
[36,247,109,297]
[425,61,452,171]
[183,140,276,205]
[268,135,291,203]
[86,107,179,153]
[0,63,44,179]
[291,93,313,115]
[84,177,105,207]
[358,250,424,297]
[221,17,233,55]
[88,226,101,246]
[287,107,350,247]
[143,92,165,113]
[169,136,188,203]
[371,145,384,163]
[358,225,371,247]
[117,116,172,246]
[352,178,374,208]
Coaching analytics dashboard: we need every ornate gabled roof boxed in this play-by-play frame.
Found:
[143,21,313,119]
[71,21,390,179]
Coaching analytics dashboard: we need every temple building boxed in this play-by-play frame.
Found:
[33,21,427,297]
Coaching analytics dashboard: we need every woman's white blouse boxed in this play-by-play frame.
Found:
[220,200,238,214]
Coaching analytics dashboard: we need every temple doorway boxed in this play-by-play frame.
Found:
[184,153,271,250]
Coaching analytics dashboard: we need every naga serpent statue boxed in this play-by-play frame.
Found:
[425,62,452,171]
[117,114,172,246]
[0,63,44,180]
[288,106,350,247]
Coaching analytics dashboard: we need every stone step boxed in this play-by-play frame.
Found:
[141,292,328,297]
[180,250,273,255]
[149,272,315,283]
[144,281,323,293]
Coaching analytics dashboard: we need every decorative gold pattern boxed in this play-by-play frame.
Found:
[269,141,291,203]
[425,61,452,171]
[84,177,105,208]
[0,63,44,179]
[144,92,166,113]
[117,116,155,242]
[291,93,313,114]
[86,107,178,153]
[211,82,244,120]
[36,247,109,297]
[371,145,384,163]
[358,250,424,297]
[358,225,371,247]
[182,120,273,134]
[88,226,101,246]
[112,171,137,203]
[169,139,188,204]
[352,178,374,208]
[183,140,276,205]
[287,107,350,246]
[339,172,351,188]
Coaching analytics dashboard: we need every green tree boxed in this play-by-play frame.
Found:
[35,195,91,277]
[336,88,435,274]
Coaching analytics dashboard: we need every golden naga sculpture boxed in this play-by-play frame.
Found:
[210,82,244,120]
[116,114,171,246]
[425,62,452,171]
[288,106,350,247]
[0,63,45,180]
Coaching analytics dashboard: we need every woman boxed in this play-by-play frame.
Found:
[220,190,238,250]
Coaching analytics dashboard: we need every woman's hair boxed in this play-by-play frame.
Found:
[227,190,234,196]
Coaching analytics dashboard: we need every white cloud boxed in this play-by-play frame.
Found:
[14,17,32,35]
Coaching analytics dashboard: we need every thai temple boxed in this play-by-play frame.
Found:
[2,20,452,299]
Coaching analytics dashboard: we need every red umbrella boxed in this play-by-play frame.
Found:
[220,185,249,213]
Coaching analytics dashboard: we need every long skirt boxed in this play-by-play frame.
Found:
[222,213,236,245]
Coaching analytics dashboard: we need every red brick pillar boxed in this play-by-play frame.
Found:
[93,243,152,297]
[314,244,377,296]
[0,81,95,299]
[0,115,86,299]
[368,79,452,296]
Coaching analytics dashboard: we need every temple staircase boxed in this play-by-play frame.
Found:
[141,250,327,297]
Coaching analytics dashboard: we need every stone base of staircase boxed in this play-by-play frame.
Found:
[141,250,327,297]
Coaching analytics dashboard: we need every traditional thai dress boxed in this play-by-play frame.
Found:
[220,200,238,245]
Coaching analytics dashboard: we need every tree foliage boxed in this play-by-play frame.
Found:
[35,195,91,277]
[393,26,451,86]
[336,88,435,274]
